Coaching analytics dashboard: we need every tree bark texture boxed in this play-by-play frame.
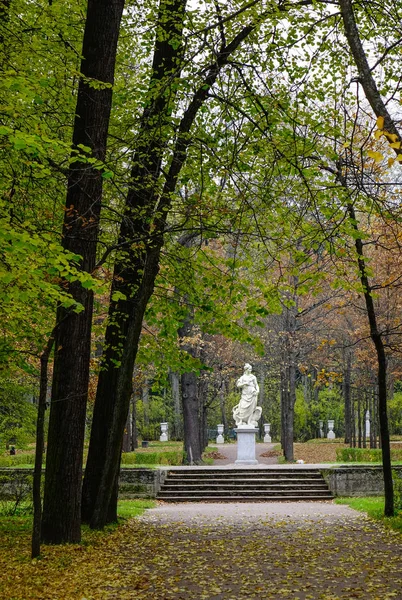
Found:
[142,380,150,427]
[280,292,298,461]
[82,0,187,527]
[82,0,260,528]
[339,1,400,511]
[131,394,138,450]
[178,311,203,464]
[343,349,352,445]
[339,0,402,150]
[347,203,394,516]
[31,334,54,559]
[169,370,182,439]
[219,380,228,432]
[122,409,131,453]
[181,372,202,464]
[357,391,362,448]
[41,0,124,544]
[281,365,296,461]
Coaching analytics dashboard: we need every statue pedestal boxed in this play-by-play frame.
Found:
[235,427,258,465]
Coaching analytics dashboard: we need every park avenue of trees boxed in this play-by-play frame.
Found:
[1,0,402,552]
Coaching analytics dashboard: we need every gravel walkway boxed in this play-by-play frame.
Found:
[140,500,358,525]
[102,447,402,599]
[104,500,402,600]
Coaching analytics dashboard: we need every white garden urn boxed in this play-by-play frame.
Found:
[319,420,324,438]
[216,424,224,444]
[263,423,271,443]
[159,422,169,442]
[327,419,335,439]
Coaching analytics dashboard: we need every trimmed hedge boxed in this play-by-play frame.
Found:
[337,447,402,462]
[121,450,184,466]
[0,449,185,468]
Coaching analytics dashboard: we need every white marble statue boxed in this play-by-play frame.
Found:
[233,363,262,428]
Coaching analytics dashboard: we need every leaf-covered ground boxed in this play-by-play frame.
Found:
[1,501,402,599]
[293,442,347,463]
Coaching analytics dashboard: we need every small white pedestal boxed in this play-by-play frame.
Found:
[235,427,258,465]
[263,423,271,443]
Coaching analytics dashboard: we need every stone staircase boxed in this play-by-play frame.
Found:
[157,468,334,502]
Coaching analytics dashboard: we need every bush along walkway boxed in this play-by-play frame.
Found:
[2,502,402,599]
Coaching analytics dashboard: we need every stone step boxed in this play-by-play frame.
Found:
[157,495,333,502]
[163,478,326,484]
[168,471,321,479]
[162,481,330,487]
[161,488,329,494]
[158,486,332,494]
[167,469,321,474]
[157,467,334,502]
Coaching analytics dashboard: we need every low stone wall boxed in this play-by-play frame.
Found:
[118,468,167,498]
[0,468,166,500]
[321,466,402,497]
[0,469,33,499]
[122,466,402,498]
[1,466,401,499]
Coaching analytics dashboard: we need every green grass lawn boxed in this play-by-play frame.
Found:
[336,496,402,533]
[117,499,156,518]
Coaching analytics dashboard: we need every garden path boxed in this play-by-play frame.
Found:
[96,501,402,599]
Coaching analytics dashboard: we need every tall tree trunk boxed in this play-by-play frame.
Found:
[339,0,402,148]
[370,388,376,449]
[281,365,296,461]
[347,203,394,516]
[122,409,131,453]
[31,334,55,559]
[219,379,228,432]
[343,349,352,444]
[280,291,298,461]
[82,0,259,529]
[280,369,287,452]
[41,0,124,544]
[181,371,201,464]
[339,0,401,516]
[357,391,362,448]
[81,0,187,526]
[142,380,150,427]
[283,364,296,461]
[169,370,181,439]
[179,313,203,464]
[198,373,209,453]
[131,394,138,451]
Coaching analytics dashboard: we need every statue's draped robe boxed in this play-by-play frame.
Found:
[233,374,262,426]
